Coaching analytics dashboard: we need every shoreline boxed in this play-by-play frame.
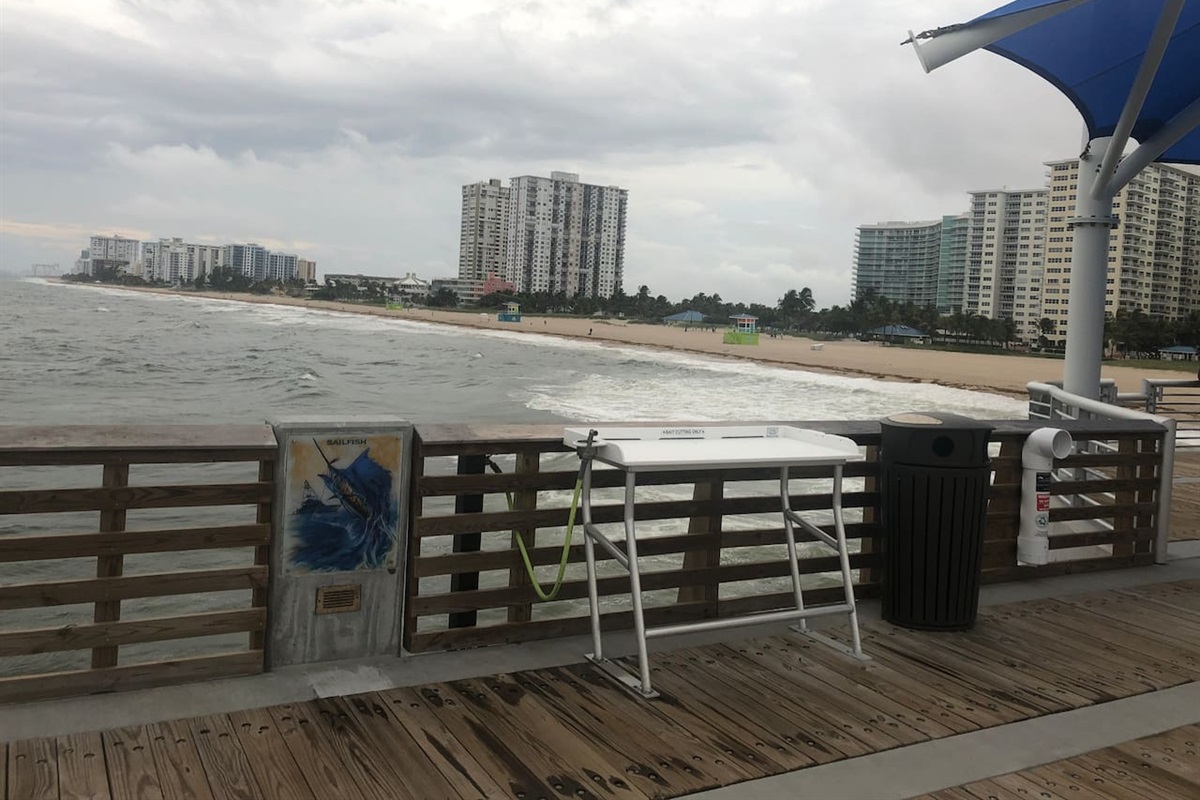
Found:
[51,280,1187,397]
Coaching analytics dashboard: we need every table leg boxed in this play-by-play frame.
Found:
[623,471,655,696]
[581,460,603,661]
[780,466,809,631]
[831,464,864,657]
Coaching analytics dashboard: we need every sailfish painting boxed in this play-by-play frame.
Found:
[288,438,399,572]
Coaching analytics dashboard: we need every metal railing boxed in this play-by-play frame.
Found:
[1027,381,1176,564]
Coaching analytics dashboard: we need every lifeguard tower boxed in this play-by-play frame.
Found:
[497,302,522,323]
[723,314,759,345]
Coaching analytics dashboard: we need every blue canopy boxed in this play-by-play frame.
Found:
[974,0,1200,164]
[909,0,1200,166]
[663,310,706,322]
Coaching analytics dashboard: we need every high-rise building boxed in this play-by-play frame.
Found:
[936,214,970,315]
[297,258,317,283]
[965,188,1048,341]
[88,234,141,273]
[266,252,299,282]
[187,244,225,278]
[73,249,91,275]
[1040,159,1200,343]
[464,171,627,298]
[852,220,942,306]
[223,243,269,282]
[459,179,509,285]
[141,238,192,283]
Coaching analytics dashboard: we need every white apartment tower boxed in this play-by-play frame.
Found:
[852,221,943,306]
[500,171,628,298]
[88,234,141,273]
[141,238,191,283]
[1040,159,1200,343]
[187,243,225,278]
[459,179,510,284]
[965,188,1048,341]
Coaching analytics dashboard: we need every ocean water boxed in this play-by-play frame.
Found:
[0,278,1024,426]
[0,278,1026,671]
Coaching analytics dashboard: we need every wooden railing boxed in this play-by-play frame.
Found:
[404,418,1167,653]
[0,417,1167,700]
[0,426,276,703]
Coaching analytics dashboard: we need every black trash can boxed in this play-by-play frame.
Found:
[880,412,993,630]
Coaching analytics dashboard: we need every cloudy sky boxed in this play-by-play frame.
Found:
[0,0,1086,307]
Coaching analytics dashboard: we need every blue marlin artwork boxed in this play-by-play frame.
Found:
[288,438,398,572]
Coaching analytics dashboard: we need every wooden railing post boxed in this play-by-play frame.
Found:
[251,457,273,654]
[507,452,540,623]
[449,454,486,629]
[92,462,129,669]
[402,437,425,652]
[1113,437,1137,557]
[982,438,1023,573]
[678,477,723,616]
[1137,436,1159,560]
[858,447,881,585]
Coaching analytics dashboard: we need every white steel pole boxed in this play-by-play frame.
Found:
[1063,137,1119,400]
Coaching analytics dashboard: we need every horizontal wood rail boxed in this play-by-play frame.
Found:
[405,418,1166,653]
[0,425,277,703]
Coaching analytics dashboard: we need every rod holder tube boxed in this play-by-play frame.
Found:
[1018,428,1074,566]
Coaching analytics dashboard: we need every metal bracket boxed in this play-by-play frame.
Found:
[586,654,660,699]
[791,629,872,661]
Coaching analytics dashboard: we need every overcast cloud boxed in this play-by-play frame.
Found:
[0,0,1085,306]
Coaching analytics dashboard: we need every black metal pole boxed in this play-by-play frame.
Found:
[449,454,485,628]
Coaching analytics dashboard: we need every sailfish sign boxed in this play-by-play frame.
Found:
[287,436,400,572]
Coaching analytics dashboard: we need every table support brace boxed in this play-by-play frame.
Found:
[580,460,867,699]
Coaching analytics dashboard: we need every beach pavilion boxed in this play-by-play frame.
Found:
[866,324,929,345]
[663,310,707,326]
[906,0,1200,400]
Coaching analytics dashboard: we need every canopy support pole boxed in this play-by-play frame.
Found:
[1064,137,1119,400]
[1110,96,1200,190]
[1092,0,1185,198]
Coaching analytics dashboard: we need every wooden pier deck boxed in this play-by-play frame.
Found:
[917,723,1200,800]
[3,579,1197,800]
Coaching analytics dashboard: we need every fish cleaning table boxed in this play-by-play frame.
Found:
[563,425,868,698]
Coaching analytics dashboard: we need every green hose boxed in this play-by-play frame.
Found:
[485,453,587,602]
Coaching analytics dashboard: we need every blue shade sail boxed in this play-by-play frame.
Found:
[938,0,1200,164]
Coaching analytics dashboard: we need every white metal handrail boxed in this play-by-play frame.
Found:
[1027,381,1176,564]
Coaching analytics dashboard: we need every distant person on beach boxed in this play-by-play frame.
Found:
[588,328,593,336]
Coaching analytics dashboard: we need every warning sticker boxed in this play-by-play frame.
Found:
[1036,495,1051,512]
[1035,472,1051,492]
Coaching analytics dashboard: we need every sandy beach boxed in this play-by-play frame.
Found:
[72,283,1188,398]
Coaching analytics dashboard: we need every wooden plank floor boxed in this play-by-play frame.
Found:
[3,580,1198,800]
[914,723,1200,800]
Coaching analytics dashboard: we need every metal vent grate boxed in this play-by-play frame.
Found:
[315,584,361,614]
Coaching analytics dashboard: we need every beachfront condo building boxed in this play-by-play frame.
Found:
[142,239,227,284]
[852,220,942,307]
[85,234,141,275]
[506,172,628,298]
[223,243,269,282]
[459,172,629,299]
[297,258,317,284]
[459,179,510,286]
[855,159,1198,345]
[965,188,1049,342]
[1039,159,1200,344]
[936,214,970,315]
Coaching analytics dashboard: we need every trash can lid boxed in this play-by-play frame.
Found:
[883,412,993,430]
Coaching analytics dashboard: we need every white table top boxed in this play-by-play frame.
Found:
[563,425,863,472]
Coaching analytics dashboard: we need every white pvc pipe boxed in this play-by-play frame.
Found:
[1018,428,1074,566]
